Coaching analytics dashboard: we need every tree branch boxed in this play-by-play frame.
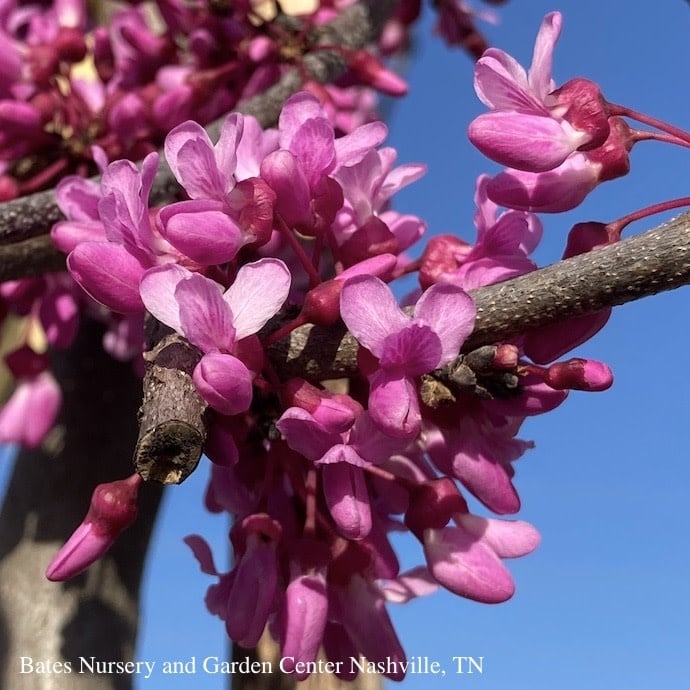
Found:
[266,210,690,378]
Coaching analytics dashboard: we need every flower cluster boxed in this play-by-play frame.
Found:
[40,84,615,681]
[9,3,682,683]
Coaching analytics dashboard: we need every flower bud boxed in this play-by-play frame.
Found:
[404,478,467,541]
[46,474,140,581]
[549,78,610,151]
[546,358,613,391]
[419,234,471,289]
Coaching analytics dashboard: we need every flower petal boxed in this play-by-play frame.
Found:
[223,259,291,340]
[339,275,409,357]
[414,283,476,366]
[68,242,145,313]
[139,263,191,333]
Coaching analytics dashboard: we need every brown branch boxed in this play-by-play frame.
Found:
[267,211,690,378]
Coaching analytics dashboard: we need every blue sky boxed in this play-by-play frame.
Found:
[4,1,690,689]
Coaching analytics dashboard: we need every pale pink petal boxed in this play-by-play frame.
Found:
[334,121,388,167]
[456,514,541,558]
[339,275,409,357]
[214,112,244,182]
[275,407,340,462]
[424,526,516,603]
[278,92,327,148]
[176,274,236,352]
[223,259,291,340]
[414,283,476,365]
[528,11,562,100]
[164,120,227,199]
[68,242,145,313]
[290,117,336,184]
[474,50,544,113]
[193,353,253,415]
[349,412,406,464]
[380,566,439,604]
[139,263,191,333]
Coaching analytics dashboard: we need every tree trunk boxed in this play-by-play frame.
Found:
[0,318,163,690]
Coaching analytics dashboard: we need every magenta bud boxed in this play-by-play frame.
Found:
[493,344,519,370]
[348,50,408,96]
[55,27,88,63]
[546,358,613,391]
[550,78,610,151]
[563,221,612,258]
[419,234,471,289]
[404,478,467,541]
[300,280,343,326]
[46,474,140,581]
[588,116,633,183]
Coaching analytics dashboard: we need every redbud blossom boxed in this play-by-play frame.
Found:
[46,474,140,581]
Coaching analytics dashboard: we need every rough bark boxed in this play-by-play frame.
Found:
[0,319,163,690]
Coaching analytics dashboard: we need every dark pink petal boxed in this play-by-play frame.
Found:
[487,155,599,213]
[68,242,145,313]
[368,370,420,439]
[321,463,372,539]
[335,575,407,681]
[225,535,278,647]
[379,323,443,374]
[469,112,587,172]
[524,310,611,364]
[414,283,476,365]
[290,117,337,184]
[339,275,409,357]
[260,149,312,227]
[223,259,291,340]
[183,534,219,575]
[424,526,516,603]
[193,353,253,415]
[45,522,112,581]
[159,200,244,265]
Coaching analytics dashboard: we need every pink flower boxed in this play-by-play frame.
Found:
[469,12,610,173]
[65,152,189,312]
[405,478,540,603]
[140,258,290,414]
[276,405,404,539]
[340,276,475,438]
[46,474,140,581]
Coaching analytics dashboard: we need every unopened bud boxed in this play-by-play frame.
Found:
[404,478,467,541]
[550,78,610,151]
[347,50,408,96]
[546,358,613,391]
[563,221,612,258]
[46,474,140,581]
